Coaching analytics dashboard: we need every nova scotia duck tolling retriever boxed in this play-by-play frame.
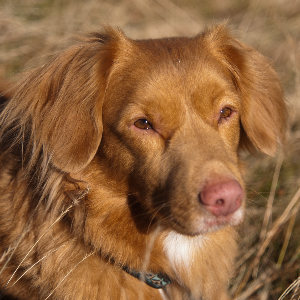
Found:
[0,24,287,300]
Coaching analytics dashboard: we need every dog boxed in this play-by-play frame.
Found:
[0,24,287,300]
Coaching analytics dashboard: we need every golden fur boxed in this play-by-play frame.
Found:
[0,25,286,300]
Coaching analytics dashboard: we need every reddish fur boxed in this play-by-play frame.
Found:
[0,24,286,300]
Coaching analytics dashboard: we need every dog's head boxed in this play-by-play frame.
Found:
[1,25,287,237]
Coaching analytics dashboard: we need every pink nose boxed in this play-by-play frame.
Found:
[199,180,244,216]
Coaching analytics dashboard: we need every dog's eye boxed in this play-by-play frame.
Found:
[220,107,232,119]
[134,119,152,130]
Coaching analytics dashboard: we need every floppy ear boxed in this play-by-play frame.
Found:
[1,28,129,173]
[203,25,287,156]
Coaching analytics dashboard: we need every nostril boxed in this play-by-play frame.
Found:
[215,199,224,206]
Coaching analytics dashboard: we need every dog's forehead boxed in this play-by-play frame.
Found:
[128,37,238,113]
[104,35,239,129]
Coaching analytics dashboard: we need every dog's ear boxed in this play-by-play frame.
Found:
[2,28,129,173]
[203,24,287,156]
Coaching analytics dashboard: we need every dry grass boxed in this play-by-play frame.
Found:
[0,0,300,299]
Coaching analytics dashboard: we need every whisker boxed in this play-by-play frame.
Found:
[146,204,166,235]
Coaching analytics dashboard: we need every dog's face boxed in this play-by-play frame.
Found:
[94,39,244,236]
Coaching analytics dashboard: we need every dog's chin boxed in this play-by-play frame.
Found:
[169,208,244,236]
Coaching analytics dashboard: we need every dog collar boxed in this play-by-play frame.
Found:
[122,266,172,289]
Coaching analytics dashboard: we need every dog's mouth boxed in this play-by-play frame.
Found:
[166,206,244,236]
[202,208,244,229]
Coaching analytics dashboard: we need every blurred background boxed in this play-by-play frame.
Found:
[0,0,300,299]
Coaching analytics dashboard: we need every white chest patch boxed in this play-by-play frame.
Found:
[163,231,207,270]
